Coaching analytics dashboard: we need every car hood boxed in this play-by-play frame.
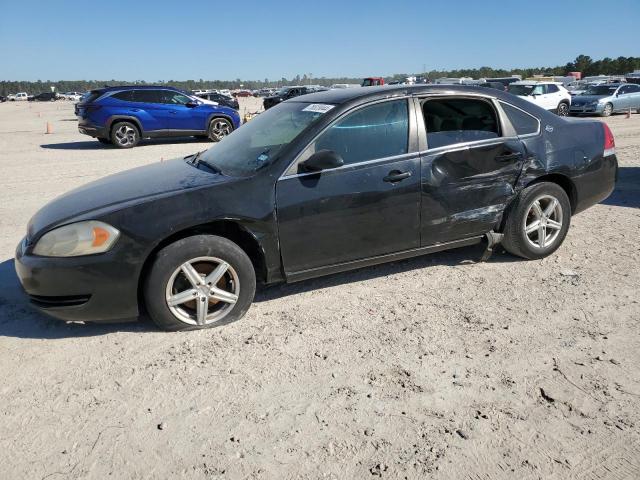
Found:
[27,158,227,241]
[572,94,609,104]
[265,95,284,102]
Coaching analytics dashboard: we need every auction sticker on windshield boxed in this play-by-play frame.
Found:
[302,104,335,113]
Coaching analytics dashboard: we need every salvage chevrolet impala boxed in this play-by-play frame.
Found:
[15,85,617,330]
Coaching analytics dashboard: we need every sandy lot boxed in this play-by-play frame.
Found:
[0,100,639,480]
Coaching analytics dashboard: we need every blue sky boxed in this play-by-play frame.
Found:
[1,0,639,81]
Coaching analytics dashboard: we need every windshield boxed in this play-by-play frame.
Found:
[583,85,618,96]
[508,84,535,96]
[276,88,291,96]
[199,102,332,176]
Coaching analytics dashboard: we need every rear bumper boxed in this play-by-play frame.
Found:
[14,238,140,323]
[77,118,108,138]
[573,153,618,214]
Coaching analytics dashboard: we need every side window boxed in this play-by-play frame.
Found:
[423,98,500,149]
[130,90,163,103]
[547,84,559,93]
[531,85,545,95]
[629,85,640,93]
[162,91,192,105]
[111,91,132,101]
[500,102,539,136]
[303,99,409,166]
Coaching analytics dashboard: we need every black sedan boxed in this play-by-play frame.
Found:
[29,92,59,102]
[15,85,617,331]
[263,86,315,110]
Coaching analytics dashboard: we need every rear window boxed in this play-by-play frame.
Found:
[82,91,102,104]
[112,91,133,101]
[130,90,163,103]
[500,102,539,136]
[423,98,500,149]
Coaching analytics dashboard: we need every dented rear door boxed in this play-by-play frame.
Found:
[419,138,526,245]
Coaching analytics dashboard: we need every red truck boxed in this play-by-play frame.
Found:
[362,77,385,87]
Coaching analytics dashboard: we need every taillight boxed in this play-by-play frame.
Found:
[603,123,615,157]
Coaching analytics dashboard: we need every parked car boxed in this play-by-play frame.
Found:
[6,94,16,101]
[13,92,29,101]
[75,86,241,148]
[218,89,232,98]
[61,91,83,101]
[0,95,6,102]
[15,85,617,331]
[480,81,507,91]
[508,81,571,116]
[263,86,314,109]
[570,83,640,116]
[29,92,59,102]
[196,92,239,110]
[233,90,253,97]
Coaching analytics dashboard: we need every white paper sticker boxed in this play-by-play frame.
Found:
[303,103,335,113]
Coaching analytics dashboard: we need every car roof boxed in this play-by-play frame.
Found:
[511,81,562,86]
[288,84,521,105]
[92,85,183,93]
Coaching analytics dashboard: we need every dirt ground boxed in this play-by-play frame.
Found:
[0,99,639,480]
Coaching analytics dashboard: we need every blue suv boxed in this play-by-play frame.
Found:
[76,86,241,148]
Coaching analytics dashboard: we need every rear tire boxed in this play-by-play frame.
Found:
[110,121,140,148]
[601,103,613,117]
[502,182,571,260]
[207,117,233,142]
[144,235,256,331]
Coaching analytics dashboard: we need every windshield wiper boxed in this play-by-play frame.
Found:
[187,150,221,174]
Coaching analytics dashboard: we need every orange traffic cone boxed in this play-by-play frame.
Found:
[45,122,53,134]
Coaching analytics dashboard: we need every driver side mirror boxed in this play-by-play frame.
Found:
[300,150,344,172]
[186,101,199,108]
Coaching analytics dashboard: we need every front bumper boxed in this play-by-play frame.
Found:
[569,104,604,115]
[15,238,140,323]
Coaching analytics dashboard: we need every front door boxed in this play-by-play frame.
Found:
[418,96,526,244]
[161,90,204,131]
[276,99,421,275]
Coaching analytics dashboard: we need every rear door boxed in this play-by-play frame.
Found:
[628,84,640,109]
[129,90,172,132]
[276,98,421,275]
[417,96,528,244]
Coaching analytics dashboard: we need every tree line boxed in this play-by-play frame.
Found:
[2,55,639,95]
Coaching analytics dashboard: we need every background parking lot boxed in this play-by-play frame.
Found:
[1,100,639,479]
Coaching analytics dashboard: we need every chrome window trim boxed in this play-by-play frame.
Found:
[280,151,420,180]
[278,96,413,180]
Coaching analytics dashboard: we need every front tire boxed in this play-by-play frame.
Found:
[207,117,233,142]
[502,182,571,260]
[601,103,613,117]
[144,235,256,331]
[556,102,569,116]
[110,121,140,148]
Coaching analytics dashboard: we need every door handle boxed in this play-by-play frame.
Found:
[383,170,412,182]
[495,152,523,162]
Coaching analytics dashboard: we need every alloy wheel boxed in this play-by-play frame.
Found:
[210,119,232,139]
[523,195,563,249]
[165,256,239,326]
[114,125,137,146]
[557,103,569,116]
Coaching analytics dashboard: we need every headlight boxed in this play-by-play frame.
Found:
[33,221,120,257]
